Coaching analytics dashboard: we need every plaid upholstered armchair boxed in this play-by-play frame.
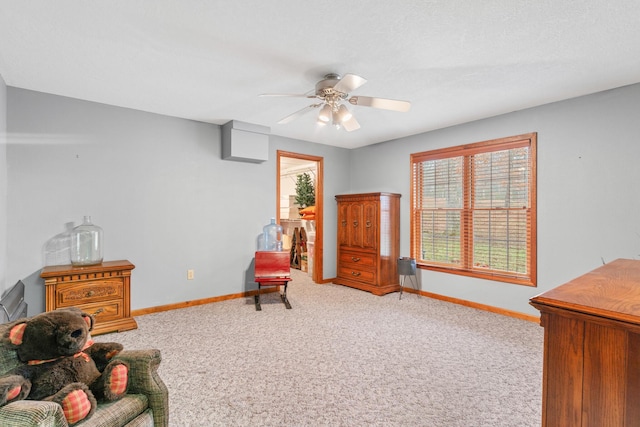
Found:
[0,323,169,427]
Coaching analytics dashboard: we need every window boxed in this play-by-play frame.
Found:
[410,133,537,286]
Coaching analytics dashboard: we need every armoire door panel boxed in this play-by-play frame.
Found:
[338,203,349,246]
[544,314,584,427]
[625,332,640,425]
[583,323,627,426]
[362,202,377,249]
[349,203,363,247]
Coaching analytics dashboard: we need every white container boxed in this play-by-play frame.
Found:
[307,241,314,276]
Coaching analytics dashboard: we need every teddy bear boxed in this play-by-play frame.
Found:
[0,307,129,425]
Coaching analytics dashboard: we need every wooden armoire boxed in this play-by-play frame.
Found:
[530,259,640,427]
[335,192,401,295]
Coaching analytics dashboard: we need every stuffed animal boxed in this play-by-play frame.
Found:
[0,307,129,425]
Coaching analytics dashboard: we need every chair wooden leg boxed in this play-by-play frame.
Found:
[255,282,292,310]
[254,285,262,311]
[281,282,292,309]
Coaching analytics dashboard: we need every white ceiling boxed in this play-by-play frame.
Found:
[1,1,639,149]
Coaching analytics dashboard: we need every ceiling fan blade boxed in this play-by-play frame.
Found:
[260,93,315,98]
[333,74,367,94]
[348,95,411,112]
[342,115,361,132]
[277,104,319,124]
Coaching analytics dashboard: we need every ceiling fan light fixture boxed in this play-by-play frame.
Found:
[336,104,352,123]
[332,109,340,124]
[318,104,331,122]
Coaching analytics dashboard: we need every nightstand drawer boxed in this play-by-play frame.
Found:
[56,279,124,307]
[74,300,123,323]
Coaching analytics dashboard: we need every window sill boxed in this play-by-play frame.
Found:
[417,263,536,287]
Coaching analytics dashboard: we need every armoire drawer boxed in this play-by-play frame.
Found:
[339,251,376,268]
[338,266,376,284]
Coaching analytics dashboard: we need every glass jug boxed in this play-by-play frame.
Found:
[70,216,103,266]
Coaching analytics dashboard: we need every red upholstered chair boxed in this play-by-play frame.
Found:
[254,251,292,311]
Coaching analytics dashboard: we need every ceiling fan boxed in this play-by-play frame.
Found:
[260,73,411,131]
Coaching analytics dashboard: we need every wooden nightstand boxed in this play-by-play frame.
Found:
[40,260,137,335]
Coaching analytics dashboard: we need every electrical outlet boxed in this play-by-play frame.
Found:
[187,269,194,280]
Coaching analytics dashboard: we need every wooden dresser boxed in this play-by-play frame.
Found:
[529,259,640,427]
[335,192,400,296]
[41,260,137,335]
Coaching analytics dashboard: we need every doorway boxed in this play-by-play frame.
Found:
[277,150,324,283]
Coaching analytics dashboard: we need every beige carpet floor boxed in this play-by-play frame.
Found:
[96,268,544,426]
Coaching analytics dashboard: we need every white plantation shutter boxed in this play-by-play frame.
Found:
[411,133,537,286]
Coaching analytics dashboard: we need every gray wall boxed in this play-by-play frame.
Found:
[6,83,640,318]
[0,74,6,295]
[6,88,350,314]
[350,83,640,316]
